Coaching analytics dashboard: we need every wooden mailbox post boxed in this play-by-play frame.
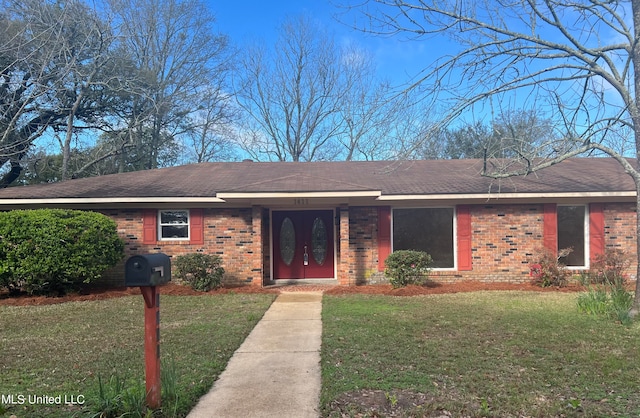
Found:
[125,253,171,410]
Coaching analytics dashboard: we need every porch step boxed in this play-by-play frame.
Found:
[266,278,338,287]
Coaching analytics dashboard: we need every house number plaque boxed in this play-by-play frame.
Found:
[294,198,309,206]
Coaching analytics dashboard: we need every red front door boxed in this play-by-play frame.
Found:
[272,210,334,279]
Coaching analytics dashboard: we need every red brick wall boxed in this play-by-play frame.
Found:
[97,202,637,287]
[603,203,638,276]
[428,203,636,283]
[337,207,379,285]
[99,208,264,287]
[337,206,350,285]
[342,204,546,284]
[346,202,638,284]
[459,204,544,283]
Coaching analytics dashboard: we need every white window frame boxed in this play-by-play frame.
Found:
[557,204,589,269]
[158,209,190,241]
[391,206,457,271]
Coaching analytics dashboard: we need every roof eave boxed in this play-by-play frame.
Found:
[377,191,637,201]
[216,191,382,199]
[0,196,227,205]
[0,190,634,208]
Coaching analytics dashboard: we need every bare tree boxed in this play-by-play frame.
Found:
[0,0,144,184]
[1,0,235,184]
[236,15,415,162]
[346,0,640,314]
[0,0,103,185]
[182,89,238,163]
[337,43,426,160]
[108,0,232,169]
[53,3,125,180]
[235,16,346,161]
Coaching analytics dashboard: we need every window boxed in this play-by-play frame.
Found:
[557,205,587,267]
[158,210,190,240]
[392,208,454,268]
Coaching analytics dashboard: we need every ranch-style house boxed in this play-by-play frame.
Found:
[0,158,636,286]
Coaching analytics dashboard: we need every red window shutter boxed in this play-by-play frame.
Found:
[543,203,557,256]
[589,203,605,262]
[190,208,204,245]
[377,206,391,271]
[142,209,157,245]
[457,205,472,271]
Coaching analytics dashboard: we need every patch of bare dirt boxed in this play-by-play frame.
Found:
[0,280,583,306]
[328,389,454,418]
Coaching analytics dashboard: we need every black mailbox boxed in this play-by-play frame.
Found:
[125,253,171,286]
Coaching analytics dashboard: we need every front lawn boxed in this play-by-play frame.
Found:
[321,291,640,417]
[0,293,276,417]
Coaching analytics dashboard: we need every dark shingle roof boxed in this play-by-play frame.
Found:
[0,158,634,201]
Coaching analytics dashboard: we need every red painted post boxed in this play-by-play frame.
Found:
[140,286,161,409]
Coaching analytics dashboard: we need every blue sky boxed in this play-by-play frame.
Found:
[208,0,434,87]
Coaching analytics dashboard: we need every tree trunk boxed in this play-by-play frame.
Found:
[629,0,640,318]
[61,113,75,181]
[631,174,640,318]
[0,161,23,188]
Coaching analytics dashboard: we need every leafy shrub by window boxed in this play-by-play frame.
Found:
[0,209,125,295]
[174,253,224,291]
[384,250,432,288]
[529,247,572,287]
[584,248,631,287]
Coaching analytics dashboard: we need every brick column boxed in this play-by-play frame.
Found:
[338,206,351,285]
[251,206,264,286]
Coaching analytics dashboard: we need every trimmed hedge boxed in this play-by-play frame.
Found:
[384,250,432,288]
[0,209,125,295]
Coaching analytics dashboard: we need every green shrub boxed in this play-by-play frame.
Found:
[174,253,224,291]
[0,209,124,295]
[384,250,432,288]
[529,247,572,287]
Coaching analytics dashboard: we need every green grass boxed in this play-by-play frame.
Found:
[321,291,640,417]
[0,293,276,417]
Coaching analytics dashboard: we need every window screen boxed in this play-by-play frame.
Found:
[393,208,454,268]
[557,205,586,267]
[159,210,190,240]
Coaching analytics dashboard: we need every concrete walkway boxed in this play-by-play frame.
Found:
[187,291,323,418]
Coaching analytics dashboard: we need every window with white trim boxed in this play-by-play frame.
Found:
[392,208,454,268]
[557,205,587,267]
[158,210,190,240]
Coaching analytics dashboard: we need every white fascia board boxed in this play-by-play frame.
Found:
[217,191,382,199]
[0,197,227,205]
[376,191,637,200]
